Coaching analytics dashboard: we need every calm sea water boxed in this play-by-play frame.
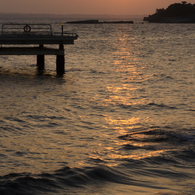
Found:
[0,17,195,195]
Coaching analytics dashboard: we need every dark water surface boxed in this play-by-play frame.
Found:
[0,18,195,194]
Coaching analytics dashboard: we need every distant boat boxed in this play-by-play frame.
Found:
[67,20,99,24]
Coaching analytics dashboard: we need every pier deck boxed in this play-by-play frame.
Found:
[0,23,78,74]
[0,46,64,55]
[0,34,78,45]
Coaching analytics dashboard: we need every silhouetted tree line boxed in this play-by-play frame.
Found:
[144,1,195,23]
[155,1,195,17]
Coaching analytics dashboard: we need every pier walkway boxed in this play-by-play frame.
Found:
[0,23,78,74]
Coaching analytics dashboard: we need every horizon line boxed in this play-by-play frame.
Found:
[0,12,147,18]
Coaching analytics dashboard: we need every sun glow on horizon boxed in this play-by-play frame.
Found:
[1,0,195,15]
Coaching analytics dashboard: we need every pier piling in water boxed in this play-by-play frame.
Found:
[37,44,45,70]
[56,44,65,75]
[37,54,45,70]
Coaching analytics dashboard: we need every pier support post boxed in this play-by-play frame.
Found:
[37,44,44,70]
[56,44,65,75]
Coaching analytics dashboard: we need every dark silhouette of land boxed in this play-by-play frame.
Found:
[144,1,195,23]
[66,20,134,24]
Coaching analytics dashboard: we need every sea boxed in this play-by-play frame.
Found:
[0,17,195,195]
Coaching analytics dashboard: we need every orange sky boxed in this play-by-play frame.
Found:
[1,0,195,15]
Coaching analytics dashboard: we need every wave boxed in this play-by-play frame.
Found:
[0,166,132,195]
[118,127,195,170]
[118,127,195,193]
[1,164,175,195]
[117,101,177,111]
[119,128,194,144]
[147,102,177,109]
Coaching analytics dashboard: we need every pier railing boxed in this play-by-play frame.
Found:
[1,23,78,38]
[2,23,53,36]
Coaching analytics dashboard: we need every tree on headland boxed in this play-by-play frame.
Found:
[182,1,187,4]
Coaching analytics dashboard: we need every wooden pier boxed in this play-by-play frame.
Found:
[0,23,78,74]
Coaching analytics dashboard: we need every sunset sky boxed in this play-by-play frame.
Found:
[1,0,195,15]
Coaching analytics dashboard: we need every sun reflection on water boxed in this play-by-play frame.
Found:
[94,29,164,166]
[105,116,141,127]
[108,150,166,161]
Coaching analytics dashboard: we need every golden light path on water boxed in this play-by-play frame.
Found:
[87,29,170,166]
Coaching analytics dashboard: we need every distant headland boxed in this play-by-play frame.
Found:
[143,1,195,23]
